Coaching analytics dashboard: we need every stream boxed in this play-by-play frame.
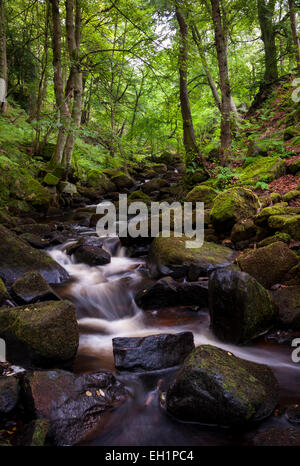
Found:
[47,204,300,446]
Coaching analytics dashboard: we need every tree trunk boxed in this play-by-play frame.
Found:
[210,0,232,165]
[288,0,300,75]
[175,5,203,167]
[0,0,7,114]
[62,0,83,177]
[257,0,278,84]
[50,0,71,166]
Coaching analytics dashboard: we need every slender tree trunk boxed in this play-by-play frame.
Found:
[0,0,7,114]
[175,5,203,167]
[288,0,300,75]
[210,0,232,165]
[50,0,71,166]
[257,0,278,84]
[62,0,83,177]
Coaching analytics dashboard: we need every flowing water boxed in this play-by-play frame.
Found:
[48,210,300,446]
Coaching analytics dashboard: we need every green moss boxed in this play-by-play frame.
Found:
[258,232,291,247]
[283,190,300,203]
[254,202,288,226]
[128,190,151,201]
[0,278,9,301]
[185,185,218,207]
[237,156,286,187]
[268,214,300,240]
[270,192,282,204]
[43,173,59,186]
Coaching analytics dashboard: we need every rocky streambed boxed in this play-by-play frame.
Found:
[1,164,300,446]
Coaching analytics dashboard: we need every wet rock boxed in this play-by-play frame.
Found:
[19,233,52,249]
[68,236,111,266]
[11,272,60,305]
[135,277,178,309]
[177,281,209,308]
[141,178,169,194]
[209,269,276,344]
[0,376,19,416]
[13,223,56,237]
[237,241,298,289]
[252,427,300,446]
[23,369,128,445]
[165,345,279,426]
[286,404,300,425]
[113,332,195,371]
[210,187,259,233]
[0,225,69,287]
[148,236,235,279]
[271,286,300,330]
[0,300,79,369]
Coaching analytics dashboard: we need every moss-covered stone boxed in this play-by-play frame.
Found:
[230,219,257,243]
[0,300,78,368]
[258,232,291,248]
[210,187,259,232]
[111,171,134,190]
[237,156,286,186]
[0,225,69,286]
[283,190,300,203]
[287,159,300,175]
[209,269,277,343]
[166,345,279,426]
[284,126,298,141]
[270,192,282,204]
[268,214,300,240]
[128,190,151,201]
[148,236,235,279]
[185,185,218,208]
[141,178,169,194]
[43,173,60,186]
[0,278,9,304]
[11,271,59,304]
[254,202,289,226]
[0,209,17,228]
[237,241,298,288]
[272,286,300,330]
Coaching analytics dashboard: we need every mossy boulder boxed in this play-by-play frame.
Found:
[0,278,9,305]
[237,156,286,186]
[151,163,168,173]
[270,192,282,204]
[111,171,135,190]
[271,286,300,330]
[43,173,60,187]
[209,269,276,343]
[0,225,69,287]
[230,219,257,244]
[128,190,151,201]
[148,236,236,279]
[254,202,289,226]
[268,214,300,240]
[141,178,169,194]
[237,241,298,289]
[11,271,60,305]
[185,185,218,208]
[86,170,116,193]
[283,190,300,203]
[0,300,78,369]
[287,159,300,175]
[258,232,291,248]
[165,345,279,426]
[210,187,259,233]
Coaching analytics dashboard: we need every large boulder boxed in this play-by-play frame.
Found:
[113,332,194,371]
[148,236,236,279]
[23,370,128,445]
[185,185,218,208]
[209,269,276,344]
[210,187,259,233]
[0,301,79,369]
[165,345,279,426]
[237,241,298,289]
[141,178,169,194]
[111,171,135,190]
[237,156,286,186]
[67,236,111,266]
[0,225,69,287]
[268,214,300,240]
[272,286,300,330]
[11,271,60,304]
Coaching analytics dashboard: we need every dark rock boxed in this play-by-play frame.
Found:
[286,405,300,425]
[0,301,79,369]
[135,277,178,310]
[19,233,52,249]
[113,332,195,371]
[15,419,50,446]
[165,345,279,426]
[271,286,300,330]
[177,281,209,308]
[0,225,69,287]
[252,427,300,446]
[0,376,19,416]
[23,369,128,445]
[237,241,298,289]
[209,269,276,344]
[11,272,60,305]
[68,236,111,266]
